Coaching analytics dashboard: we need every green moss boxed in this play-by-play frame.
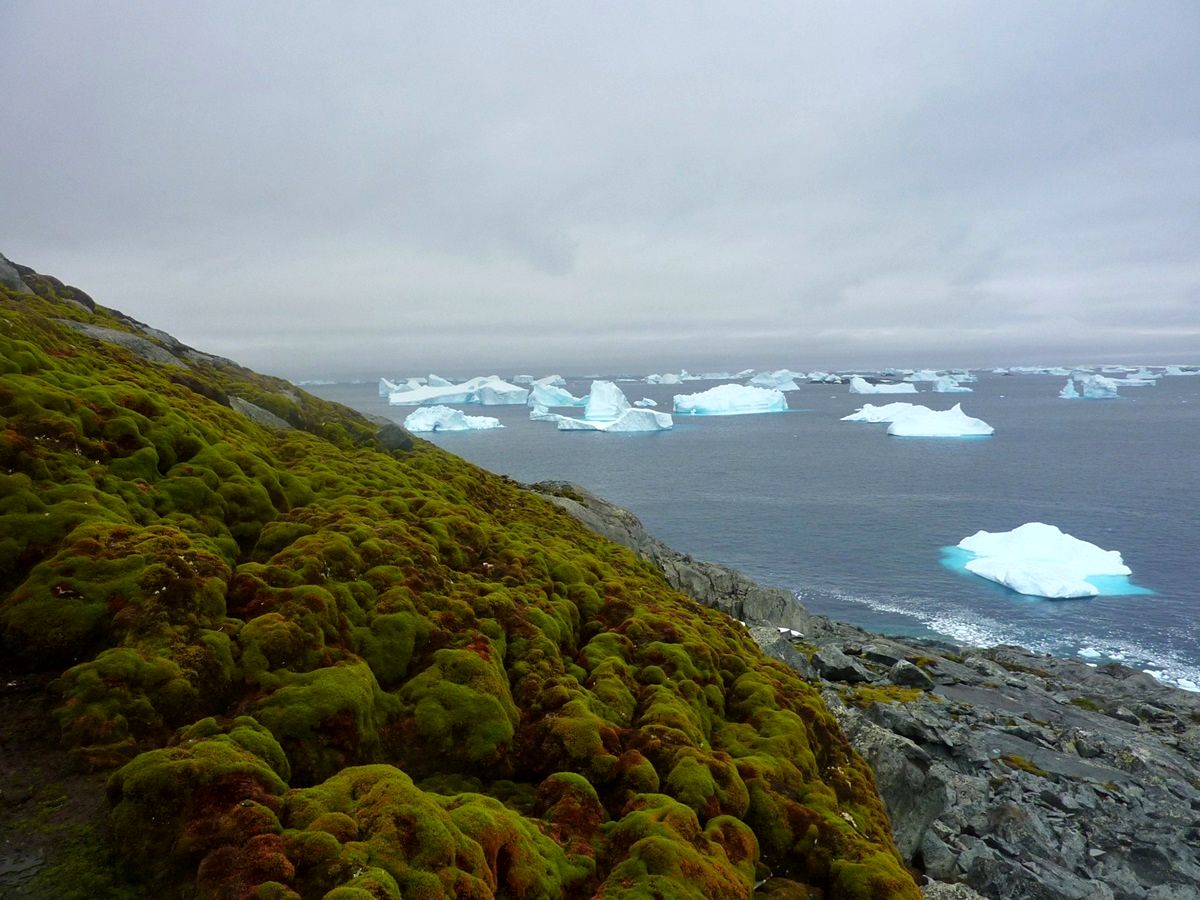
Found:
[839,685,927,709]
[1068,696,1103,712]
[1000,754,1050,778]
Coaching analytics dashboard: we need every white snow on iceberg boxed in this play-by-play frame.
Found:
[673,384,788,415]
[403,405,503,432]
[848,376,918,395]
[840,402,919,423]
[956,522,1131,599]
[886,404,993,437]
[556,408,673,432]
[584,380,631,420]
[528,383,587,407]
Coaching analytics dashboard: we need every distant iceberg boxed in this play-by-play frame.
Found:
[403,405,503,432]
[1060,374,1120,400]
[426,374,453,387]
[886,403,993,437]
[534,374,567,387]
[840,402,919,423]
[749,369,805,391]
[388,375,529,407]
[633,397,658,407]
[807,371,844,384]
[645,373,683,384]
[903,369,941,383]
[529,404,559,422]
[956,522,1131,599]
[1164,365,1200,376]
[557,408,673,432]
[932,375,972,393]
[848,376,918,395]
[674,384,788,415]
[528,383,587,407]
[584,380,632,420]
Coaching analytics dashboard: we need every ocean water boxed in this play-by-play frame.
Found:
[309,374,1200,690]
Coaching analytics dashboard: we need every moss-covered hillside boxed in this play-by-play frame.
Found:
[0,261,919,898]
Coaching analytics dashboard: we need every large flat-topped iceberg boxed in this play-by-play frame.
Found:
[584,380,631,420]
[849,376,918,395]
[528,383,586,407]
[557,408,673,432]
[841,402,919,423]
[674,383,788,415]
[957,522,1131,599]
[388,376,529,407]
[403,405,503,432]
[886,404,993,437]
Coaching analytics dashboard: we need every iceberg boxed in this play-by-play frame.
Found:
[932,375,972,393]
[886,403,993,437]
[584,380,632,420]
[1164,365,1199,376]
[957,522,1131,599]
[426,374,453,387]
[403,405,503,432]
[379,377,400,397]
[645,373,683,385]
[388,375,529,407]
[633,397,658,407]
[806,371,844,384]
[1060,374,1120,400]
[674,384,788,415]
[848,376,918,395]
[528,383,587,407]
[749,369,805,391]
[904,369,941,383]
[529,404,559,422]
[533,374,567,387]
[557,408,673,432]
[840,402,919,423]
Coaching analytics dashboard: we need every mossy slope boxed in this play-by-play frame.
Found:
[0,264,919,898]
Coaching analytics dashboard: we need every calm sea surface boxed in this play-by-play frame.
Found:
[309,374,1200,690]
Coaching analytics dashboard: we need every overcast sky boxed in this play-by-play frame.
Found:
[3,2,1198,379]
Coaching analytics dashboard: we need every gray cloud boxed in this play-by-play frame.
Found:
[3,1,1197,379]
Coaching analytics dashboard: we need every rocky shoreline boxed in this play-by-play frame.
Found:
[535,482,1200,900]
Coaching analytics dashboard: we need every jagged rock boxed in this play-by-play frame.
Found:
[922,883,990,900]
[812,645,870,682]
[747,626,816,680]
[890,660,935,690]
[376,422,416,452]
[229,396,293,429]
[0,253,31,293]
[55,319,185,367]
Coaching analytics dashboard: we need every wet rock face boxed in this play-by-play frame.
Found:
[553,485,1200,900]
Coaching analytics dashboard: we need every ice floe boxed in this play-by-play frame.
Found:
[956,522,1131,599]
[848,376,918,395]
[885,403,993,437]
[403,405,503,432]
[932,375,972,393]
[673,384,788,415]
[1060,374,1120,400]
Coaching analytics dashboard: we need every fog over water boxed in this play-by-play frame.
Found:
[3,2,1198,379]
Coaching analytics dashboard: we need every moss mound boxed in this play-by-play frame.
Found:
[0,264,919,897]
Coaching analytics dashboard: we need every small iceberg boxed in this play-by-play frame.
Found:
[956,522,1132,599]
[404,405,503,432]
[633,397,658,408]
[848,376,918,395]
[674,384,788,415]
[840,402,919,423]
[557,408,673,432]
[886,404,993,437]
[529,404,559,422]
[903,369,941,383]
